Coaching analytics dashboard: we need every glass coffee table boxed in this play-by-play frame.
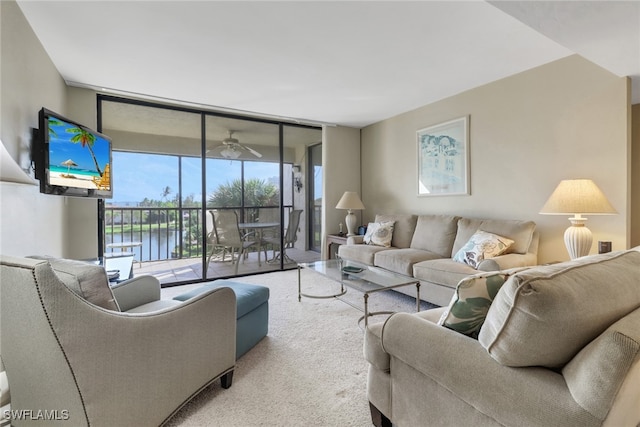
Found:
[298,259,420,327]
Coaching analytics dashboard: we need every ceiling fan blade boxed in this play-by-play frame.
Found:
[205,143,224,153]
[241,144,263,158]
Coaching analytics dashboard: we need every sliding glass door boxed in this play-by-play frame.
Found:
[204,116,282,277]
[308,143,323,252]
[98,95,321,286]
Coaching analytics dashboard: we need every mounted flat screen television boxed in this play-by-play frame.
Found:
[35,108,113,198]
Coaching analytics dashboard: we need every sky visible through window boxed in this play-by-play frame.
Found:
[111,152,280,204]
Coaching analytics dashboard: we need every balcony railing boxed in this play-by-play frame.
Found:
[104,205,291,262]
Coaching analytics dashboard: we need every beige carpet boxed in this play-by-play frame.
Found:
[163,268,434,426]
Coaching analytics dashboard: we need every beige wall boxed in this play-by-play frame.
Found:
[0,1,68,257]
[632,104,640,247]
[362,55,630,264]
[322,126,361,259]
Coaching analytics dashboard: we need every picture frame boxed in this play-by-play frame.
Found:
[417,116,469,196]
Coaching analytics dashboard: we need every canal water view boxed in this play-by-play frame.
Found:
[106,230,180,262]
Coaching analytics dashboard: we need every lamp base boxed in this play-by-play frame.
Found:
[564,216,592,259]
[345,211,357,237]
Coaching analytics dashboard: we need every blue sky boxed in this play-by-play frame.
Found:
[111,152,281,203]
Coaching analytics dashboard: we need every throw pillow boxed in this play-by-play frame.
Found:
[363,221,395,248]
[29,255,120,311]
[452,230,514,269]
[479,250,640,368]
[438,271,520,338]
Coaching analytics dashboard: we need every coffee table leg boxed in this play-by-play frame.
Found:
[298,265,302,302]
[416,282,421,312]
[364,293,369,327]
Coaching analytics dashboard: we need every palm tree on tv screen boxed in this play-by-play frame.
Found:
[67,127,103,176]
[48,119,62,137]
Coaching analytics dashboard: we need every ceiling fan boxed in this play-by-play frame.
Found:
[208,131,262,159]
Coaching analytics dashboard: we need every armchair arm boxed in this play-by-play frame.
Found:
[381,313,585,427]
[110,275,161,312]
[0,367,8,408]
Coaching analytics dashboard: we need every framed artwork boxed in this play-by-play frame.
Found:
[417,116,469,196]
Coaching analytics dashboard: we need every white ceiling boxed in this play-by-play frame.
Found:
[16,1,640,129]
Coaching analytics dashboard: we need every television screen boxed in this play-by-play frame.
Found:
[36,108,113,198]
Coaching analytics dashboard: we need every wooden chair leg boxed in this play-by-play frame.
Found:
[221,370,234,389]
[369,402,391,427]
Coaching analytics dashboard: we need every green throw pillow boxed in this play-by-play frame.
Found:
[438,272,515,338]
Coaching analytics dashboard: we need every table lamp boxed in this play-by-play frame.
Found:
[540,179,616,259]
[336,191,365,236]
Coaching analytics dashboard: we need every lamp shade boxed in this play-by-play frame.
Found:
[335,191,365,210]
[539,179,616,215]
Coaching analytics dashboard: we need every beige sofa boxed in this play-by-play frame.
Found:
[338,214,539,305]
[365,249,640,427]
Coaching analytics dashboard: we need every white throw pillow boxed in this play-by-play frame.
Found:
[452,230,514,269]
[363,221,395,247]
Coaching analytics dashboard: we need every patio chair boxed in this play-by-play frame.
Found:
[205,210,228,264]
[207,209,258,274]
[264,209,302,264]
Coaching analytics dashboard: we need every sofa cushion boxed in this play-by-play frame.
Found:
[30,256,119,311]
[374,249,442,276]
[374,214,417,249]
[364,221,395,247]
[410,214,460,257]
[452,218,536,255]
[338,243,390,265]
[478,250,640,368]
[438,268,526,337]
[452,230,514,269]
[413,258,479,289]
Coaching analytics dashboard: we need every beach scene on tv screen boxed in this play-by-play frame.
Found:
[47,116,111,191]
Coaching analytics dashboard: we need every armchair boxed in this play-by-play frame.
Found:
[0,255,236,426]
[365,250,640,427]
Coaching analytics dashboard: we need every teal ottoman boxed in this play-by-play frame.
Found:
[173,280,269,359]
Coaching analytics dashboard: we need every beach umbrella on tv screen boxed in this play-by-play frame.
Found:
[61,159,77,175]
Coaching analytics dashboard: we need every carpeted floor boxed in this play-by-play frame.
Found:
[163,268,437,426]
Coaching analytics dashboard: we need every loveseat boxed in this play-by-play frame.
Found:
[365,249,640,427]
[338,214,539,306]
[0,255,237,426]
